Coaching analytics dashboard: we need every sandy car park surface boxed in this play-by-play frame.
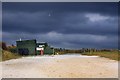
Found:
[0,54,118,78]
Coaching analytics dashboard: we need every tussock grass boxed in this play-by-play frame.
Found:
[82,51,120,61]
[0,49,2,61]
[2,50,21,61]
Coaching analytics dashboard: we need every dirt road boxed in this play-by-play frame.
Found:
[1,54,118,78]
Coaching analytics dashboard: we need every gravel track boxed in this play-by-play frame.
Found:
[1,54,118,78]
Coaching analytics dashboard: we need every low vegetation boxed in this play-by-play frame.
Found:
[0,41,119,61]
[0,41,21,61]
[82,51,120,61]
[55,48,120,61]
[2,50,21,61]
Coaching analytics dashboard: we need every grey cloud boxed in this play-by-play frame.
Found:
[2,32,118,49]
[3,2,118,16]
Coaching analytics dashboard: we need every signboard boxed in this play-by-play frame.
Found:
[39,45,44,47]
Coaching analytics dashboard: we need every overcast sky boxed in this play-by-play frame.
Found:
[2,2,118,49]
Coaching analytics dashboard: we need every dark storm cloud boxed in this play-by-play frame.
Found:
[3,11,118,36]
[2,2,118,49]
[3,2,118,16]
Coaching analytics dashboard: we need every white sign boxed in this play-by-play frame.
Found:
[36,47,44,50]
[39,45,44,47]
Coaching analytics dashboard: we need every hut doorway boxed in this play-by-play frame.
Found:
[18,48,29,55]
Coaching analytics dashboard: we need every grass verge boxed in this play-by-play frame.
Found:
[82,51,120,61]
[2,50,21,61]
